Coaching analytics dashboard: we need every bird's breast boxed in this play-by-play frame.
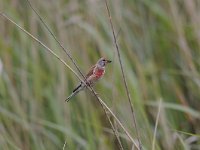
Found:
[94,68,105,78]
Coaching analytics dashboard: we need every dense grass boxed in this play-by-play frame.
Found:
[0,0,200,149]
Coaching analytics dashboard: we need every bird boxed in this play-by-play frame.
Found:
[65,57,112,102]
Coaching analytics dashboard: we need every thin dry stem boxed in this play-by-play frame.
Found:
[62,138,67,150]
[98,97,138,148]
[152,99,162,150]
[0,13,138,149]
[26,0,85,80]
[0,13,82,82]
[104,0,141,149]
[100,103,124,150]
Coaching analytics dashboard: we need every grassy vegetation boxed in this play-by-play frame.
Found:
[0,0,200,149]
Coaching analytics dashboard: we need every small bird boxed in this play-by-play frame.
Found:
[65,57,112,102]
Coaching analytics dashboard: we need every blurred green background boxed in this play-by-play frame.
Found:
[0,0,200,149]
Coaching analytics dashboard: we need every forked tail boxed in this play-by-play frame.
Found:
[65,83,83,102]
[65,92,76,102]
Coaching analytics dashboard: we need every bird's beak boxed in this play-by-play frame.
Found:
[105,60,112,63]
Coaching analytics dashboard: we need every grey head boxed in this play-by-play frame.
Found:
[97,57,112,68]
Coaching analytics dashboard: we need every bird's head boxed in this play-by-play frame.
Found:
[97,57,112,68]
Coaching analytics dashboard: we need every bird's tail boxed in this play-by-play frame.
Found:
[65,83,84,102]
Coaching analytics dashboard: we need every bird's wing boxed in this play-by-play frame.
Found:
[85,65,96,79]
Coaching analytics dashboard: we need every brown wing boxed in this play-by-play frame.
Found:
[85,65,96,79]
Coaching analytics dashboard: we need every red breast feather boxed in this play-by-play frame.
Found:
[94,68,105,78]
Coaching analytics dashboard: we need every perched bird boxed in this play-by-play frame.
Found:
[66,57,112,102]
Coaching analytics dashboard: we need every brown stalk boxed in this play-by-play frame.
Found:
[104,0,142,149]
